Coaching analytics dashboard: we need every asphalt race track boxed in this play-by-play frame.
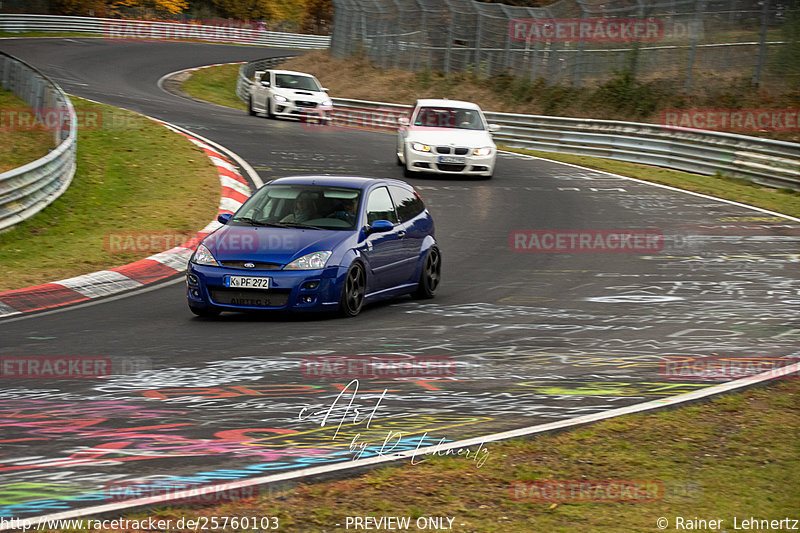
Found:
[1,38,799,522]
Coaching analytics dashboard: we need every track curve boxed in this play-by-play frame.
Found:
[1,38,799,522]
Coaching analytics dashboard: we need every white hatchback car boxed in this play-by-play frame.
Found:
[249,69,333,122]
[397,99,499,179]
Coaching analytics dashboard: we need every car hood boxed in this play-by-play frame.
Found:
[405,127,496,147]
[272,87,328,102]
[203,225,351,266]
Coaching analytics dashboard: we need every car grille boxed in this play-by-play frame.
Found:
[295,101,318,108]
[219,261,282,270]
[210,288,291,307]
[436,163,467,172]
[436,146,469,155]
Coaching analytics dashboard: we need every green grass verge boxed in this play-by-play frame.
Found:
[95,380,798,533]
[0,96,220,291]
[181,63,247,111]
[0,88,54,172]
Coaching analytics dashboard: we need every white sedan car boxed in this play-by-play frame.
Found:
[249,69,333,122]
[397,99,499,179]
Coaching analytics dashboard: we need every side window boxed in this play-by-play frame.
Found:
[366,187,398,225]
[412,107,422,126]
[389,186,425,222]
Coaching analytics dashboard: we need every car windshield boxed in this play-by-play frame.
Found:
[274,74,321,91]
[230,184,362,230]
[413,106,485,130]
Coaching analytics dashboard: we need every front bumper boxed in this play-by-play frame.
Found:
[405,148,495,176]
[187,263,343,313]
[273,99,333,119]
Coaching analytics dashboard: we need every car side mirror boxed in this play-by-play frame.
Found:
[397,116,410,126]
[322,87,329,92]
[260,80,270,87]
[368,220,394,234]
[488,123,501,132]
[217,213,232,224]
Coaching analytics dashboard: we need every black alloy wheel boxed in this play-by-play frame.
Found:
[340,262,366,317]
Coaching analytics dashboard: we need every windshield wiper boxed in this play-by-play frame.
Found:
[230,217,260,225]
[231,217,275,226]
[278,222,326,230]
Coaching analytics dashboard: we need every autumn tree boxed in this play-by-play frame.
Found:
[52,0,108,16]
[302,0,332,34]
[212,0,306,24]
[109,0,190,16]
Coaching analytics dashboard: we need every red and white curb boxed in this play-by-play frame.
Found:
[0,121,252,318]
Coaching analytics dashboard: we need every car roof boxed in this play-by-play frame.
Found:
[267,175,413,191]
[414,98,482,111]
[268,69,318,77]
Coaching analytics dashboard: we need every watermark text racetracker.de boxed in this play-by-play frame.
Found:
[0,355,151,379]
[660,108,800,133]
[0,356,111,379]
[661,356,800,382]
[510,229,663,253]
[301,355,455,380]
[508,17,703,43]
[105,480,258,505]
[301,107,407,133]
[0,515,279,531]
[104,19,262,44]
[0,107,141,132]
[510,479,663,503]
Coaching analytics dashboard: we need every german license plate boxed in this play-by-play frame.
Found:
[438,155,466,164]
[225,276,270,289]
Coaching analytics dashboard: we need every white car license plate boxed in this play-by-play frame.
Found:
[438,155,466,164]
[225,276,270,289]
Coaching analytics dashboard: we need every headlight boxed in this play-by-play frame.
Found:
[411,142,431,152]
[473,147,493,156]
[285,251,332,270]
[274,95,288,103]
[192,244,219,266]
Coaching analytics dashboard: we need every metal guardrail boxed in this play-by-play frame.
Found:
[0,14,330,50]
[238,56,800,190]
[0,52,77,232]
[486,112,800,191]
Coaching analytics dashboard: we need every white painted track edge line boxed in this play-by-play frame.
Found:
[14,361,799,529]
[499,150,800,222]
[0,276,186,324]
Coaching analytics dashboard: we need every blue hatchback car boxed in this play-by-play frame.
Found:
[186,176,441,317]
